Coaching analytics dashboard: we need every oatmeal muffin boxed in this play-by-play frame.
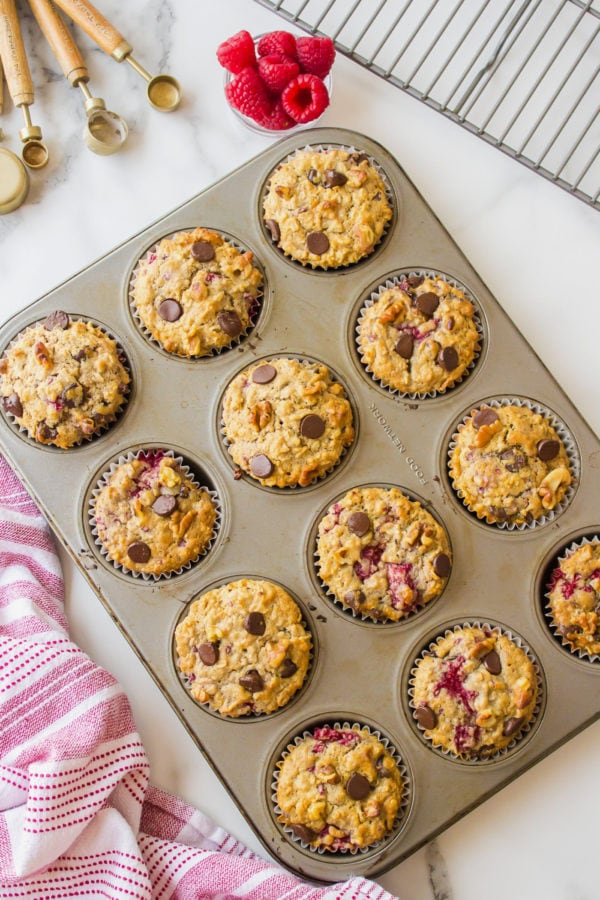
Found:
[0,311,129,449]
[546,540,600,657]
[357,274,479,395]
[316,486,451,621]
[175,578,311,717]
[448,404,572,526]
[276,724,403,851]
[262,148,392,268]
[131,227,263,356]
[222,357,354,488]
[92,451,217,577]
[411,625,538,757]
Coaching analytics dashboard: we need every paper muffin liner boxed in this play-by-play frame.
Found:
[219,355,357,492]
[544,535,600,663]
[261,143,395,271]
[88,448,221,581]
[0,313,131,450]
[447,397,579,530]
[271,720,410,855]
[128,228,265,358]
[355,269,484,400]
[311,484,451,625]
[408,621,544,764]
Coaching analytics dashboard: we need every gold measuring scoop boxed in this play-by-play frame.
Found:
[28,0,127,154]
[0,0,48,168]
[52,0,181,111]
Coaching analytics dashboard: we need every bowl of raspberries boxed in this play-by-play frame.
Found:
[216,29,335,134]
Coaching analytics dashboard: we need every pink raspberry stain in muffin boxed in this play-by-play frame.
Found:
[433,654,476,715]
[353,543,384,580]
[311,725,361,753]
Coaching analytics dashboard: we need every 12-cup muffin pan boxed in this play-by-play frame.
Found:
[1,127,599,883]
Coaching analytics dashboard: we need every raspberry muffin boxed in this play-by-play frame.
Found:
[411,625,539,757]
[357,273,480,395]
[546,540,600,657]
[448,403,572,526]
[175,578,311,717]
[316,486,451,621]
[276,724,404,851]
[262,148,392,268]
[222,357,354,488]
[131,227,263,356]
[0,311,129,449]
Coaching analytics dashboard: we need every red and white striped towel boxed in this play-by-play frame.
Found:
[0,454,399,900]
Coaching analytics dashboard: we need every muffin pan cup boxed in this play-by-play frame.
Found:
[0,127,599,885]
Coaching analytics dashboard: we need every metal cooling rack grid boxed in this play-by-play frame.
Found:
[253,0,600,211]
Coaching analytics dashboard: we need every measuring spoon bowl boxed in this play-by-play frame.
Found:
[84,107,128,154]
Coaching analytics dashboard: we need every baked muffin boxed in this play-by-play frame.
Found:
[0,311,129,449]
[411,625,538,757]
[276,724,403,851]
[262,148,392,268]
[357,274,480,395]
[222,357,354,488]
[174,578,311,717]
[131,227,263,356]
[92,451,217,577]
[546,540,600,657]
[448,403,572,526]
[316,486,451,621]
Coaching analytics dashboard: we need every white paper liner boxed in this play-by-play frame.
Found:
[447,397,579,530]
[271,721,410,855]
[88,448,221,581]
[261,143,395,271]
[128,228,265,358]
[408,621,544,764]
[219,355,356,491]
[0,314,131,450]
[355,269,484,400]
[544,535,600,663]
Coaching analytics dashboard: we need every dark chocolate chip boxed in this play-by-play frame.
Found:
[244,611,266,635]
[191,240,215,262]
[407,275,424,289]
[324,169,348,188]
[482,649,502,675]
[252,364,277,384]
[394,333,414,359]
[265,219,280,242]
[488,505,509,521]
[306,231,330,255]
[344,589,365,609]
[239,669,263,692]
[158,298,183,322]
[415,291,439,316]
[472,407,499,429]
[3,392,23,417]
[446,316,455,331]
[346,773,371,800]
[250,454,273,478]
[503,716,524,737]
[537,439,560,461]
[438,346,459,371]
[217,310,242,337]
[501,450,526,472]
[198,641,219,666]
[152,494,177,517]
[300,414,325,439]
[433,552,451,578]
[60,382,80,408]
[347,511,370,536]
[290,823,316,843]
[348,152,368,164]
[37,424,57,442]
[280,657,298,678]
[43,310,69,331]
[415,704,437,730]
[127,541,151,564]
[307,168,320,185]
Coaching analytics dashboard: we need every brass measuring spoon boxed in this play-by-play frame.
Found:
[53,0,181,111]
[28,0,127,154]
[0,0,49,168]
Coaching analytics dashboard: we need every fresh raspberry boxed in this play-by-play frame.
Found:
[225,66,272,123]
[260,100,296,131]
[216,30,257,74]
[281,73,330,124]
[256,30,297,59]
[296,35,335,78]
[257,53,300,94]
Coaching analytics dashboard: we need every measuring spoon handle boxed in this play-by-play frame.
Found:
[28,0,87,86]
[51,0,132,60]
[0,0,34,106]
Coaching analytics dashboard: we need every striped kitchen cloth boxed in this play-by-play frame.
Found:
[0,453,399,900]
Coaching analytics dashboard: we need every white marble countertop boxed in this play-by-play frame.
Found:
[1,1,599,898]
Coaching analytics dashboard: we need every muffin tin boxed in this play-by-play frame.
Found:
[1,127,599,884]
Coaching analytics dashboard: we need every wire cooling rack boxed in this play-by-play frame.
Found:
[254,0,600,211]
